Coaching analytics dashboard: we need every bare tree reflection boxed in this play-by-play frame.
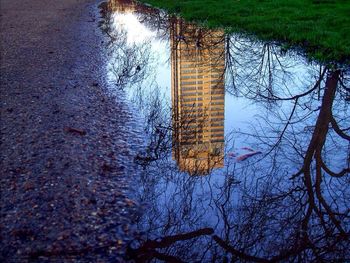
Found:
[101,0,349,261]
[129,64,349,262]
[100,0,154,90]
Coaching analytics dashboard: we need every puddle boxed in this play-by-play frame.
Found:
[99,0,350,261]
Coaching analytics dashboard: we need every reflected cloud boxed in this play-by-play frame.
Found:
[108,0,156,44]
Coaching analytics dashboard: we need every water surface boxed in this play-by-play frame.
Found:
[100,0,350,261]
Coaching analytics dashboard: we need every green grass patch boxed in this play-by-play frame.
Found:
[139,0,350,64]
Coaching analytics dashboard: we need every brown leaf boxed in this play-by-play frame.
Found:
[64,127,87,136]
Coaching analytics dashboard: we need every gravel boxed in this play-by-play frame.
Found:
[0,0,142,261]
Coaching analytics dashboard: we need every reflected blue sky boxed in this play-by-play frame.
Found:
[100,0,350,261]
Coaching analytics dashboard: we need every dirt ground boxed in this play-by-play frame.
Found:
[0,0,142,261]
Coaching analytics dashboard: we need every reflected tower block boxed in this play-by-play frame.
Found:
[171,19,225,175]
[108,0,136,12]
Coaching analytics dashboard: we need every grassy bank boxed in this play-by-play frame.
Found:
[139,0,350,64]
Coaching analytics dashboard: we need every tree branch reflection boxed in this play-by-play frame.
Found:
[101,0,349,261]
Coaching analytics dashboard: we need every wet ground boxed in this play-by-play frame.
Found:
[1,0,349,262]
[1,0,143,261]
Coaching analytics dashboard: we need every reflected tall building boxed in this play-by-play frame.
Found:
[171,19,225,175]
[108,0,136,12]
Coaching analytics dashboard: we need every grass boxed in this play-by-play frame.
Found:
[139,0,350,64]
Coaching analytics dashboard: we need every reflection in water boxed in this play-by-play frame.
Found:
[171,19,225,175]
[101,0,350,261]
[108,0,136,12]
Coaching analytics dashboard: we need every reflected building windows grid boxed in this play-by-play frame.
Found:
[171,20,226,175]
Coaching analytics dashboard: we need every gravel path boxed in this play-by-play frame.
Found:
[0,0,142,261]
